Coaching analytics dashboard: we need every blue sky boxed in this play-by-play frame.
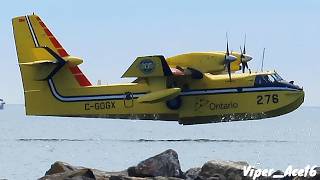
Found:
[0,0,319,106]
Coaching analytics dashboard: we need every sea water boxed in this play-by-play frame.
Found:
[0,104,319,180]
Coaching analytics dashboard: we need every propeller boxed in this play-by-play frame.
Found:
[224,33,237,81]
[240,35,253,73]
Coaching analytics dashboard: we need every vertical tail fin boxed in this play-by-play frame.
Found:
[12,14,91,115]
[13,14,91,86]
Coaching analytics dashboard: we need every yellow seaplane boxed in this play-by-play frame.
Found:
[12,14,304,125]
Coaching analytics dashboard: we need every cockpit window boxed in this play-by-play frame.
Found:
[255,73,285,87]
[268,75,276,83]
[272,72,283,81]
[255,75,268,86]
[254,75,277,86]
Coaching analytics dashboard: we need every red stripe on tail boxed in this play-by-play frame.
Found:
[69,66,92,86]
[39,21,46,28]
[44,28,53,36]
[37,17,91,87]
[57,49,69,57]
[49,37,62,48]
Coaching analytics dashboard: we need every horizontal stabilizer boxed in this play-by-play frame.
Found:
[22,61,59,81]
[137,88,181,103]
[20,60,56,66]
[19,47,67,80]
[64,56,83,66]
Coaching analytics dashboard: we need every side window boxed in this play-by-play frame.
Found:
[254,75,271,86]
[254,76,263,86]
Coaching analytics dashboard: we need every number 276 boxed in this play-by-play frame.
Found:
[257,94,279,104]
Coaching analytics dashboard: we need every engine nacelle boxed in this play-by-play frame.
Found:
[167,52,242,74]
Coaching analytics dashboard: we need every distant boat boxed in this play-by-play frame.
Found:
[0,99,5,110]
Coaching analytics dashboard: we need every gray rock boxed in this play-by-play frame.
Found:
[198,160,251,180]
[40,161,125,180]
[109,176,183,180]
[153,177,184,180]
[109,175,149,180]
[45,161,83,175]
[257,170,291,180]
[184,168,201,180]
[43,150,320,180]
[130,149,183,178]
[39,168,96,180]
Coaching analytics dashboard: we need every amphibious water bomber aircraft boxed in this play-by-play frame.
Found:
[12,14,304,125]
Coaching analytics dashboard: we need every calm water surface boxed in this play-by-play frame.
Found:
[0,105,319,179]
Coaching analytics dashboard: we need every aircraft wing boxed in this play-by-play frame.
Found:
[137,88,181,103]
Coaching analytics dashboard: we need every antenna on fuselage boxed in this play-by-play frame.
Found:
[260,48,266,72]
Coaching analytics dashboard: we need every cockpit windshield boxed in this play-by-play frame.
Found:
[272,72,284,81]
[254,72,301,90]
[254,73,284,87]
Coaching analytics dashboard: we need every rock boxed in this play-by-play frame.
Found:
[270,170,288,180]
[109,175,149,180]
[39,168,96,180]
[41,149,320,180]
[198,160,251,180]
[130,149,183,178]
[128,166,137,177]
[45,161,82,175]
[109,176,183,180]
[153,177,184,180]
[184,167,201,180]
[256,170,291,180]
[40,161,126,180]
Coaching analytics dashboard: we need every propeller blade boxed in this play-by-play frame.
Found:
[224,32,235,81]
[242,63,245,73]
[226,33,230,56]
[242,62,249,73]
[226,41,230,56]
[245,62,249,70]
[240,35,252,73]
[240,46,244,61]
[243,34,246,54]
[240,46,245,73]
[227,62,231,82]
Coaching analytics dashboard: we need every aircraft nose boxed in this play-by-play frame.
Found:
[295,87,304,101]
[225,55,237,62]
[299,89,305,102]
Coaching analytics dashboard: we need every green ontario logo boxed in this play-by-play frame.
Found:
[139,59,155,74]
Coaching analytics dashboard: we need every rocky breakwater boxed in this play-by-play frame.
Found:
[39,149,320,180]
